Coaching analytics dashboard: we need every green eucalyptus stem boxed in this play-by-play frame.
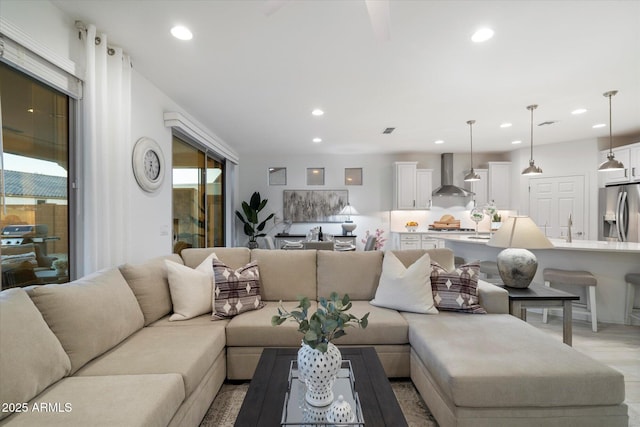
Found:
[271,292,369,353]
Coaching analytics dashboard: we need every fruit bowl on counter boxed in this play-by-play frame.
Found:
[405,221,419,232]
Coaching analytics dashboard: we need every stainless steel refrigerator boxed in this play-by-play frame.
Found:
[598,183,640,242]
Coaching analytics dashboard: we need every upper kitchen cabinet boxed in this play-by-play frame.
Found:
[415,169,433,209]
[488,162,512,209]
[632,145,640,182]
[600,142,640,185]
[464,168,488,207]
[393,162,433,210]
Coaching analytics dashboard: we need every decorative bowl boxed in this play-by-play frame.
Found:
[405,225,418,232]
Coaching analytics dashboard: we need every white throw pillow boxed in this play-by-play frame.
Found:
[370,252,438,314]
[165,254,216,321]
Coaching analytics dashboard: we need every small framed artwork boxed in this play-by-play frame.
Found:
[345,168,362,185]
[307,168,325,186]
[269,167,287,185]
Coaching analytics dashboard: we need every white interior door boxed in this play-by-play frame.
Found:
[529,175,586,239]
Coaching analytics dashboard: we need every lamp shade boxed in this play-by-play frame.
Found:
[487,216,553,249]
[339,204,359,217]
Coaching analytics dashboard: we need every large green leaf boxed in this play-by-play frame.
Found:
[249,192,261,210]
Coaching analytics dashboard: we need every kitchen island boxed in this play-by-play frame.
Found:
[438,235,640,324]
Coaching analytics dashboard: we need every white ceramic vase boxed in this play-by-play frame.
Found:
[297,342,342,407]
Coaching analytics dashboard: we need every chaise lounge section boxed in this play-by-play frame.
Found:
[0,247,628,426]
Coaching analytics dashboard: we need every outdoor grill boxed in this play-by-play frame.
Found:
[1,225,57,255]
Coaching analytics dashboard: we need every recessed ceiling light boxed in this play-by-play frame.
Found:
[571,108,587,115]
[592,123,606,129]
[511,140,522,145]
[471,28,494,43]
[312,138,322,143]
[311,109,324,116]
[27,108,34,113]
[171,25,193,40]
[434,140,444,144]
[500,122,512,128]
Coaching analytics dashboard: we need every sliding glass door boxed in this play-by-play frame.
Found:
[172,136,224,253]
[1,62,71,289]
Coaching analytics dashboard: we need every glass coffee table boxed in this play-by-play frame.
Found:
[235,347,407,427]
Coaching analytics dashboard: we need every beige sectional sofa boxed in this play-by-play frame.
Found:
[0,248,628,426]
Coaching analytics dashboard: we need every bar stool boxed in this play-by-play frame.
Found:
[625,273,640,325]
[542,268,598,332]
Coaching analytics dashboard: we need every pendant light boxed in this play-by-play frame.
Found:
[521,104,543,175]
[598,90,624,172]
[464,120,481,181]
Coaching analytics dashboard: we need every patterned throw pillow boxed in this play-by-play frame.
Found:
[430,261,486,314]
[212,258,264,320]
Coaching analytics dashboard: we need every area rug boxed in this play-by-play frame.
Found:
[200,380,438,426]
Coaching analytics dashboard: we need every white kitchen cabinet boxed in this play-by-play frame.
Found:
[398,233,421,250]
[421,234,440,249]
[464,168,488,207]
[392,232,443,250]
[394,162,417,209]
[488,162,511,209]
[415,169,433,209]
[630,145,640,182]
[600,147,632,184]
[393,162,433,210]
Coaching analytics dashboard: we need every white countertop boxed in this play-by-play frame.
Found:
[436,234,640,253]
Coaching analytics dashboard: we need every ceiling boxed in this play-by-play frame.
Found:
[51,0,640,156]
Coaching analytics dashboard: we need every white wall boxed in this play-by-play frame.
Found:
[508,138,601,239]
[238,153,395,249]
[2,1,234,265]
[237,151,512,249]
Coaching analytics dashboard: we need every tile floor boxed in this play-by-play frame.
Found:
[527,311,640,426]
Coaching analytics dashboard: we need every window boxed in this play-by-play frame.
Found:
[172,136,225,252]
[1,62,71,289]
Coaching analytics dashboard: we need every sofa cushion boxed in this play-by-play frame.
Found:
[391,248,455,273]
[181,247,250,270]
[0,374,184,427]
[119,254,183,325]
[212,258,264,320]
[0,289,71,421]
[404,312,626,407]
[27,268,144,374]
[226,301,318,347]
[166,258,213,321]
[317,250,383,300]
[332,301,409,345]
[250,249,316,301]
[74,324,226,398]
[430,261,486,314]
[371,252,437,314]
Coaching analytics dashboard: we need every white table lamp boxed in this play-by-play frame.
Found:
[339,203,359,235]
[487,216,553,288]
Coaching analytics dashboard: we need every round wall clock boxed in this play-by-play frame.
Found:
[132,137,165,193]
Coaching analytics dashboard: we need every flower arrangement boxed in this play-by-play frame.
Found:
[361,229,387,250]
[271,292,369,353]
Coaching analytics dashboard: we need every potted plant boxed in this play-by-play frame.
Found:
[272,292,369,406]
[492,213,502,231]
[235,192,275,249]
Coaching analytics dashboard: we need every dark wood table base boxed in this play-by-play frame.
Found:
[235,347,407,427]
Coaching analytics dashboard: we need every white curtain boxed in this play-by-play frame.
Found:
[81,24,131,275]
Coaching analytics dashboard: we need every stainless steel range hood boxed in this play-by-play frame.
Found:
[432,153,473,197]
